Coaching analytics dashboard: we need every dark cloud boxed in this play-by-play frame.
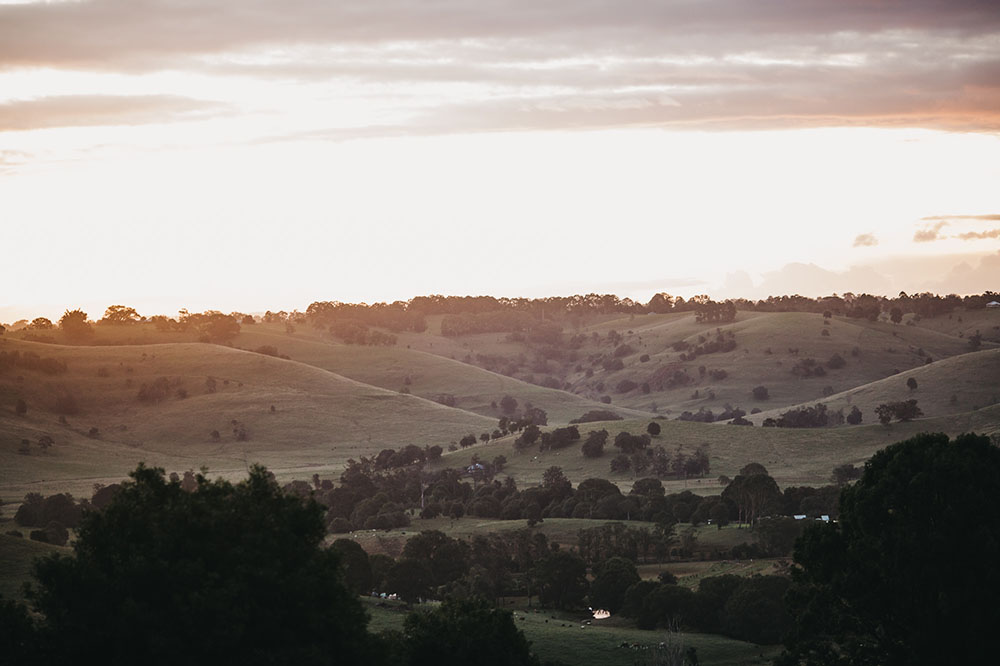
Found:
[914,221,949,243]
[0,95,229,131]
[853,233,878,247]
[0,1,998,134]
[955,229,1000,240]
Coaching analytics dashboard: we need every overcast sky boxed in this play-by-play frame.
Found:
[2,0,999,321]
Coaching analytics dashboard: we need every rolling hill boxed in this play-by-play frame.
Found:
[0,338,494,499]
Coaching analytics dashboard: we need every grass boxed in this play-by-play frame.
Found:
[748,347,1000,425]
[432,403,1000,491]
[0,530,68,602]
[361,597,781,666]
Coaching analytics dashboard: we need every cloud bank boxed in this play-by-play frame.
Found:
[1,0,999,134]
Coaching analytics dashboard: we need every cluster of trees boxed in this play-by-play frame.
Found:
[619,570,792,644]
[148,310,242,343]
[306,300,427,333]
[694,300,737,323]
[875,398,924,424]
[762,403,865,428]
[10,492,85,546]
[329,320,398,346]
[676,329,738,361]
[569,408,622,424]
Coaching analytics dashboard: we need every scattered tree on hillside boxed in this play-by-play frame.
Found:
[581,429,609,458]
[499,395,518,414]
[846,405,863,425]
[647,421,661,436]
[907,377,918,391]
[15,398,27,416]
[889,306,903,324]
[875,399,923,425]
[752,385,770,400]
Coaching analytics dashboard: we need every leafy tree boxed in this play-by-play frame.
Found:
[646,421,661,436]
[581,429,608,458]
[17,464,373,665]
[780,432,1000,666]
[329,538,373,595]
[387,558,433,605]
[906,377,917,391]
[889,306,903,324]
[845,406,863,425]
[499,395,518,414]
[589,557,640,614]
[29,317,53,330]
[541,466,572,499]
[875,399,923,425]
[752,385,770,400]
[830,463,862,486]
[402,597,539,666]
[58,309,92,342]
[722,575,791,644]
[401,530,470,589]
[534,552,588,610]
[100,305,140,325]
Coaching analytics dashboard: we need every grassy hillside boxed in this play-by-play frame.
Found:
[432,404,1000,491]
[368,310,989,420]
[0,531,68,601]
[235,325,654,423]
[0,338,494,499]
[748,348,1000,425]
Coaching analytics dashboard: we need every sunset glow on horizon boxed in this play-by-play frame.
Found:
[2,0,999,321]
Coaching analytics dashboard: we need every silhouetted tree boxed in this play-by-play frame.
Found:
[402,597,540,666]
[780,433,1000,666]
[17,464,373,665]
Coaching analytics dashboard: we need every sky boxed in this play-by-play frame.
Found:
[1,0,999,321]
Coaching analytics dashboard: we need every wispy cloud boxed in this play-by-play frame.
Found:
[0,95,229,131]
[853,233,878,247]
[955,229,1000,240]
[914,221,949,243]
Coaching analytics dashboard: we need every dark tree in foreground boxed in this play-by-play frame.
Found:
[779,432,1000,666]
[401,597,539,666]
[17,464,373,665]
